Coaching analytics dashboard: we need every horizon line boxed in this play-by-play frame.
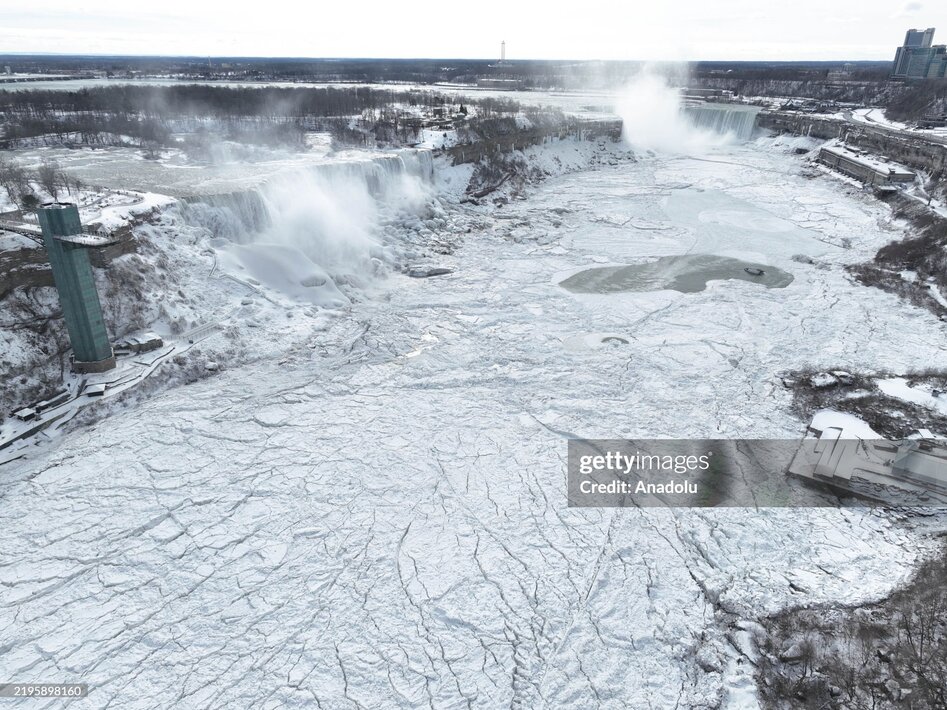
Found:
[0,52,895,65]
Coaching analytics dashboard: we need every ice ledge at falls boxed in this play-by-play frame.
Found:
[178,148,435,237]
[165,147,438,302]
[684,102,761,141]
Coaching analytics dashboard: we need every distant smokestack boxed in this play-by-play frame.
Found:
[501,40,506,62]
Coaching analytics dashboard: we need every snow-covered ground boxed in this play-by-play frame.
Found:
[877,377,947,417]
[1,129,946,708]
[849,107,910,131]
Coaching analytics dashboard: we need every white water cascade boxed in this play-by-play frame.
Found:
[177,148,436,305]
[617,73,761,151]
[684,103,761,141]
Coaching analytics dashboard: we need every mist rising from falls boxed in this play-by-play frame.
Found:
[616,73,704,152]
[616,73,758,152]
[178,150,435,303]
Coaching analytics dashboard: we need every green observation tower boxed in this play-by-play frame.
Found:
[37,203,116,373]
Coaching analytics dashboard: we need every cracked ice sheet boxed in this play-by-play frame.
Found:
[2,142,946,709]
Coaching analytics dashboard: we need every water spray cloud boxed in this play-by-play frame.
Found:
[181,150,435,303]
[615,71,727,154]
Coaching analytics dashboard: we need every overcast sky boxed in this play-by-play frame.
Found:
[2,0,945,61]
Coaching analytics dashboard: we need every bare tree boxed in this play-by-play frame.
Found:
[37,159,61,200]
[0,156,34,211]
[67,175,84,196]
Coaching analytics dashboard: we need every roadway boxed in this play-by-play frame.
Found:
[838,109,947,146]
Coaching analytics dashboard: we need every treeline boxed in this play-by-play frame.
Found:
[1,114,170,147]
[0,85,460,120]
[0,85,528,150]
[849,193,947,319]
[755,546,947,709]
[884,79,947,121]
[1,56,501,85]
[463,108,566,141]
[697,76,889,104]
[693,62,891,83]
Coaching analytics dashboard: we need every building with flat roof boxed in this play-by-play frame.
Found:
[817,145,915,186]
[789,420,947,505]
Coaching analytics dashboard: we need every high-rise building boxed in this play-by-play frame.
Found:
[37,203,116,373]
[892,27,947,79]
[904,28,935,48]
[927,45,947,78]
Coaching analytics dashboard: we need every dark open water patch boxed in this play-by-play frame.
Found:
[560,254,793,294]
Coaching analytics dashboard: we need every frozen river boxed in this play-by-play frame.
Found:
[1,137,945,708]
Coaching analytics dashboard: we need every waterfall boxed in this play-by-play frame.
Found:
[616,74,760,152]
[181,191,271,239]
[684,103,760,141]
[175,148,436,301]
[180,148,434,238]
